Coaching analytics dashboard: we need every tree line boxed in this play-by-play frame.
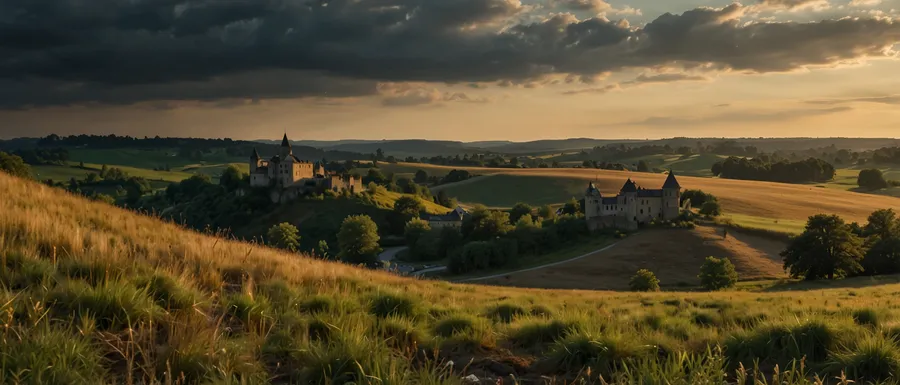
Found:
[711,156,835,183]
[782,209,900,280]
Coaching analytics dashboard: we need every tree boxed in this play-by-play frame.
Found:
[267,222,300,252]
[562,198,581,215]
[681,189,716,208]
[219,165,245,191]
[389,196,424,234]
[781,214,865,280]
[509,202,533,224]
[538,205,557,220]
[0,151,31,178]
[366,168,387,185]
[711,162,723,177]
[629,269,660,292]
[864,209,898,240]
[462,205,512,241]
[414,170,428,184]
[316,240,331,260]
[858,169,889,190]
[338,215,381,265]
[404,218,432,254]
[698,257,738,290]
[437,226,464,260]
[699,201,722,217]
[861,209,900,275]
[637,160,651,172]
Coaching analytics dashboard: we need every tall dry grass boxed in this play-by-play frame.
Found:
[5,172,900,383]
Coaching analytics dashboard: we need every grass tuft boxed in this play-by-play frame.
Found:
[299,295,336,314]
[830,334,900,382]
[852,308,881,327]
[48,279,161,330]
[433,315,476,337]
[369,292,419,319]
[487,303,527,323]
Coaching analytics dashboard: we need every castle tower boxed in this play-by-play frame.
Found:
[250,148,261,173]
[584,182,602,219]
[619,178,638,222]
[661,170,681,220]
[280,133,292,159]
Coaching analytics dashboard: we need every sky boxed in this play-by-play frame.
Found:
[3,0,900,142]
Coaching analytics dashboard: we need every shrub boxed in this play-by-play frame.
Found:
[698,257,738,291]
[404,218,431,250]
[699,201,722,217]
[267,222,300,252]
[337,215,381,265]
[369,292,418,318]
[629,269,660,292]
[858,168,889,190]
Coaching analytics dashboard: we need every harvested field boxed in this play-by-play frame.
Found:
[400,163,900,224]
[476,224,788,290]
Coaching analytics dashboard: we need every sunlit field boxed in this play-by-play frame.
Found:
[5,171,900,383]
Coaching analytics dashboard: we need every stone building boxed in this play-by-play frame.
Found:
[583,172,683,231]
[248,134,361,203]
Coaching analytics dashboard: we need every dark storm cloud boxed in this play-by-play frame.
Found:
[3,0,900,108]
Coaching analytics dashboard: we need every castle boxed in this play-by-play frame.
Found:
[249,134,362,203]
[583,172,684,231]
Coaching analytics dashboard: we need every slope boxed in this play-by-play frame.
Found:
[476,224,787,290]
[4,172,900,383]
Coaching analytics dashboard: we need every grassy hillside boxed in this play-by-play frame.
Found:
[477,224,788,291]
[817,166,900,198]
[7,172,900,383]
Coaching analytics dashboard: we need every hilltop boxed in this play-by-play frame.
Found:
[7,166,900,383]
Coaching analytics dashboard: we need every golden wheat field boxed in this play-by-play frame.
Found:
[386,162,900,223]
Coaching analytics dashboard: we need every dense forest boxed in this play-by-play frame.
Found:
[711,156,836,183]
[30,134,366,161]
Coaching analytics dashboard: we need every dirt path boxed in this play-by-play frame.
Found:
[476,224,788,291]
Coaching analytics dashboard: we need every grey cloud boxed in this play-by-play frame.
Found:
[806,95,900,105]
[620,106,852,126]
[4,1,900,108]
[554,0,612,12]
[754,0,830,10]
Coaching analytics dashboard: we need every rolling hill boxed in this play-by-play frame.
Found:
[383,162,900,232]
[5,171,900,383]
[477,224,787,291]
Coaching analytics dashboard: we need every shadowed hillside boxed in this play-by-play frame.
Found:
[477,224,787,291]
[5,171,900,383]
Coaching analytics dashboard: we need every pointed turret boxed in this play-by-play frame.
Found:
[585,182,601,196]
[250,148,260,160]
[620,178,638,193]
[280,133,292,158]
[662,170,681,189]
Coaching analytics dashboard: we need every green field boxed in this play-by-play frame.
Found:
[67,148,245,170]
[619,153,726,177]
[815,166,900,198]
[717,213,806,235]
[434,174,588,208]
[33,163,194,183]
